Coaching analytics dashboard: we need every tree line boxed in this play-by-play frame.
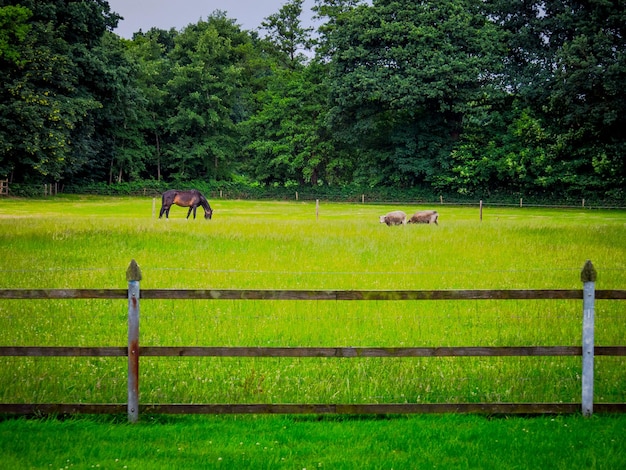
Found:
[1,0,624,202]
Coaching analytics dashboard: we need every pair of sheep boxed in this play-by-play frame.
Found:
[379,210,438,226]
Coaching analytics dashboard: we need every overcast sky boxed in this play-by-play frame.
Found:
[106,0,319,39]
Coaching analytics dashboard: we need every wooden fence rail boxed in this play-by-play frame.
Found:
[1,260,625,422]
[2,288,625,301]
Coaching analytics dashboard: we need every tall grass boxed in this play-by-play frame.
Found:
[0,196,625,406]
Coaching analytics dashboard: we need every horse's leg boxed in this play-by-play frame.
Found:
[186,207,193,219]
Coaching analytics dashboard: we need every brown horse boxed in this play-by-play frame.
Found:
[159,189,213,219]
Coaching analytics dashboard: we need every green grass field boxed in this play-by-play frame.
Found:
[1,195,625,468]
[1,413,625,469]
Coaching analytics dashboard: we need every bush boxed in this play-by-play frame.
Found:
[4,179,625,208]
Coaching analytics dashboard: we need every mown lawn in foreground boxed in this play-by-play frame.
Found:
[1,414,625,469]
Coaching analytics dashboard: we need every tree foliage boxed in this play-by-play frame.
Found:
[0,0,121,182]
[0,0,624,201]
[0,4,31,65]
[486,0,626,197]
[260,0,314,68]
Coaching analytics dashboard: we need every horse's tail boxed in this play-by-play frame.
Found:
[159,190,178,219]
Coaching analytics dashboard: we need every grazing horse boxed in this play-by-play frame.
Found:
[159,189,213,219]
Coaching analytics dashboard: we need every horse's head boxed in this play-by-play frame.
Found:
[204,208,213,220]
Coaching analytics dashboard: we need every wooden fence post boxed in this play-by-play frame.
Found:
[581,260,596,417]
[126,259,142,423]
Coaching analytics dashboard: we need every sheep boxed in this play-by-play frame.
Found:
[379,210,407,226]
[408,210,438,225]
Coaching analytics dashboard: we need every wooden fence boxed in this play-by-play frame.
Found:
[1,260,625,422]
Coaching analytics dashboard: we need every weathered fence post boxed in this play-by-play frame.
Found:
[126,259,142,423]
[581,260,596,417]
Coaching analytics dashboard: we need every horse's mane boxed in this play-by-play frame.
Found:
[198,192,212,211]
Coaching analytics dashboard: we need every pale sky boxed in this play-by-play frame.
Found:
[106,0,319,39]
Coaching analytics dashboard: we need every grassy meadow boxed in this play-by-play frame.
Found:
[0,195,625,405]
[0,195,625,468]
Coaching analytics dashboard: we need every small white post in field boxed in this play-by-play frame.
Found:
[126,259,142,423]
[520,198,523,207]
[296,192,299,201]
[362,194,365,204]
[479,200,483,222]
[581,260,596,417]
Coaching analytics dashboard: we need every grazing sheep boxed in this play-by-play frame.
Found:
[379,210,407,226]
[408,210,438,225]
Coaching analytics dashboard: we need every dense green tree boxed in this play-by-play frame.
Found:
[241,0,348,186]
[0,0,122,183]
[161,13,252,181]
[260,0,314,68]
[327,0,505,186]
[125,28,178,181]
[312,0,363,61]
[0,4,32,178]
[437,98,558,197]
[0,4,31,65]
[242,61,349,186]
[489,0,626,197]
[548,1,626,195]
[1,1,624,200]
[90,33,150,184]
